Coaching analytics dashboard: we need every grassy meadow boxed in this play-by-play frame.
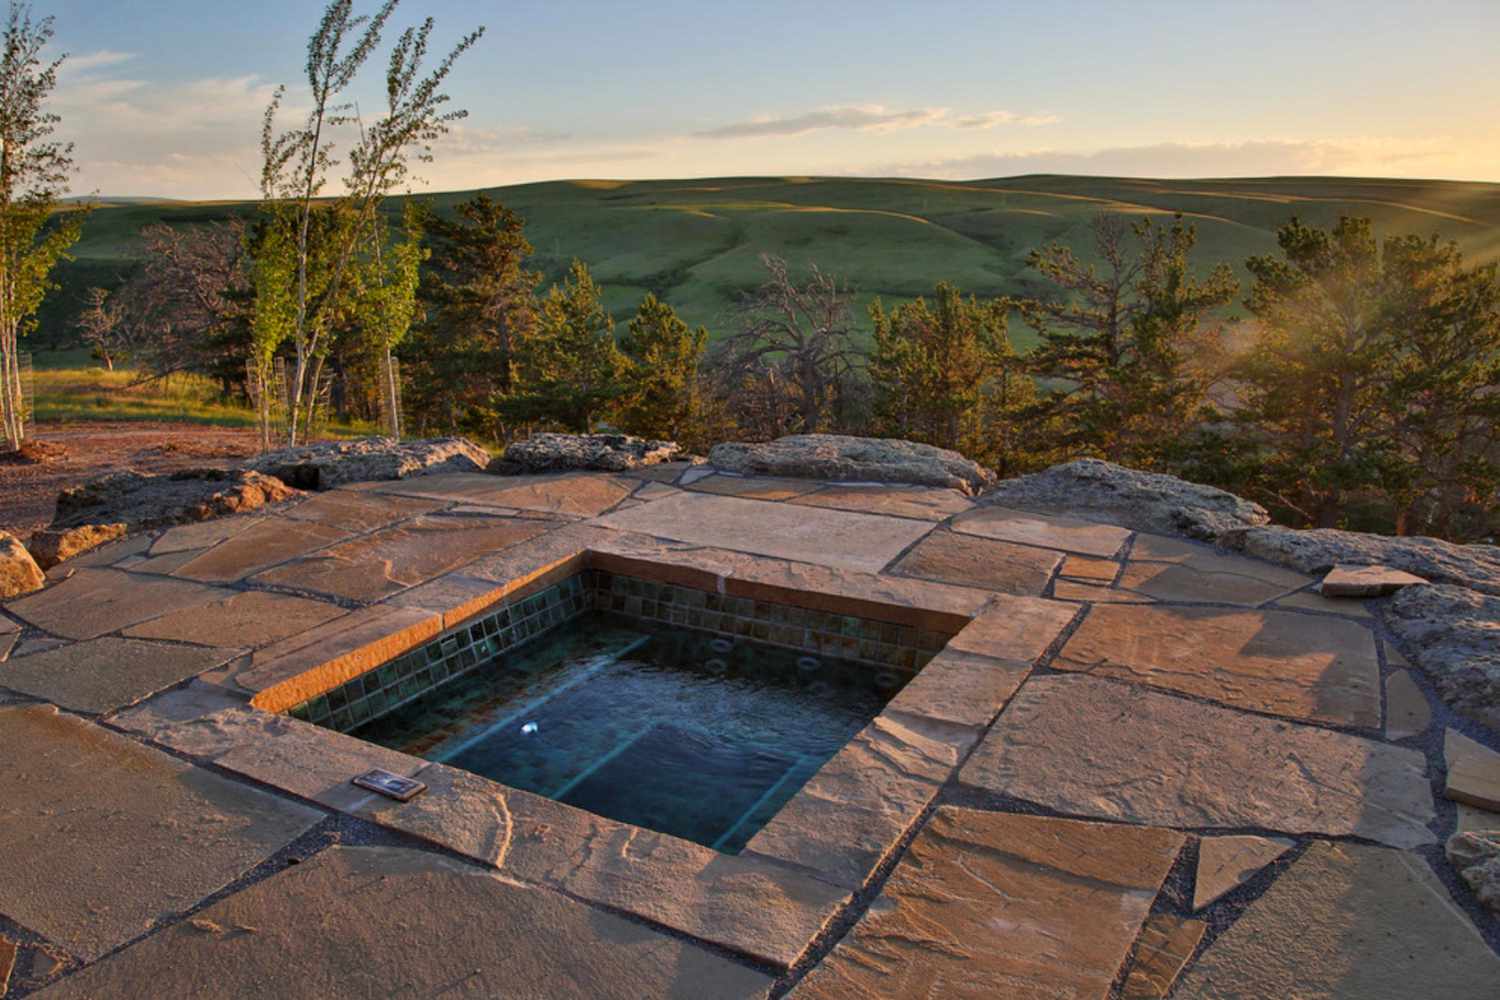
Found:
[40,174,1500,357]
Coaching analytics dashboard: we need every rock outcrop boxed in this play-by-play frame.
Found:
[246,437,489,490]
[491,433,681,474]
[709,435,995,495]
[1383,584,1500,733]
[0,531,44,598]
[1221,526,1500,596]
[982,458,1270,539]
[34,469,297,569]
[1447,830,1500,914]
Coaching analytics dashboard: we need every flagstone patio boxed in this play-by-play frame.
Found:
[1,466,1497,998]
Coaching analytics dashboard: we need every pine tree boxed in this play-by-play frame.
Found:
[1019,212,1235,468]
[404,194,538,441]
[617,292,707,445]
[506,260,625,432]
[868,283,1035,474]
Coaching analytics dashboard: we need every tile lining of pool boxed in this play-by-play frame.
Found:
[145,532,1011,970]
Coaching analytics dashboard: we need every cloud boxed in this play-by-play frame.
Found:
[951,110,1060,129]
[695,105,950,139]
[877,138,1458,180]
[57,50,136,76]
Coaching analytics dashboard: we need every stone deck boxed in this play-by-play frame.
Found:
[1,468,1497,998]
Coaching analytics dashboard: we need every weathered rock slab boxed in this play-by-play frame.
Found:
[0,636,243,714]
[953,504,1131,557]
[355,762,848,969]
[492,432,681,473]
[0,704,319,961]
[358,471,634,517]
[1447,830,1500,914]
[39,846,773,1000]
[1123,913,1208,999]
[1446,728,1500,812]
[5,567,227,640]
[594,491,934,574]
[46,467,296,540]
[1383,584,1500,732]
[26,521,127,570]
[170,517,350,583]
[960,675,1436,848]
[252,513,550,602]
[1321,563,1429,597]
[1054,604,1382,728]
[985,458,1270,540]
[1193,835,1293,910]
[0,530,43,598]
[710,434,995,494]
[124,590,347,649]
[744,713,975,889]
[1174,841,1500,999]
[1384,670,1432,740]
[890,528,1062,595]
[789,483,973,520]
[794,807,1184,999]
[247,435,489,489]
[279,489,442,531]
[1223,525,1500,595]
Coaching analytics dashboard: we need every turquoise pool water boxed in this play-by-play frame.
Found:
[350,613,901,853]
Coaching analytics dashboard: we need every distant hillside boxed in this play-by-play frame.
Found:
[38,174,1500,351]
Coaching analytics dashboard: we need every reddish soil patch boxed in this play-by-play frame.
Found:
[0,422,261,542]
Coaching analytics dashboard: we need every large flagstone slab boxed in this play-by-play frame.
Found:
[1174,841,1500,999]
[1054,604,1382,728]
[0,637,243,713]
[5,568,228,640]
[123,590,346,648]
[357,471,635,517]
[1121,533,1311,604]
[793,807,1184,999]
[279,489,443,531]
[959,675,1436,848]
[686,474,823,500]
[171,518,350,582]
[38,846,773,1000]
[744,713,976,889]
[952,505,1131,557]
[789,483,974,520]
[0,705,319,961]
[354,761,848,970]
[251,513,550,601]
[593,491,934,574]
[890,529,1062,595]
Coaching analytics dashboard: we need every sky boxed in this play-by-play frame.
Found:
[38,0,1500,199]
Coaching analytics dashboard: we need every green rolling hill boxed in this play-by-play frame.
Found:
[40,174,1500,352]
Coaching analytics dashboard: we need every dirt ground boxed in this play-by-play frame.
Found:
[0,422,262,542]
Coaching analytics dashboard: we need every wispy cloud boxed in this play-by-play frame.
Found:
[694,104,1058,140]
[57,50,136,76]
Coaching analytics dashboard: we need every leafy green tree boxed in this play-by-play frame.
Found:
[1228,216,1500,536]
[0,2,84,448]
[1019,212,1236,468]
[505,260,625,432]
[617,293,708,445]
[257,0,483,444]
[868,282,1036,475]
[405,194,539,442]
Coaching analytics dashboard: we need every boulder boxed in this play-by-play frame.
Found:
[246,437,489,490]
[39,468,297,568]
[1447,830,1500,914]
[983,458,1269,539]
[490,433,681,474]
[27,523,128,571]
[0,531,44,598]
[1222,526,1500,596]
[1382,585,1500,733]
[708,434,995,494]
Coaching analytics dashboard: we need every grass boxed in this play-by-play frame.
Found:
[29,351,376,435]
[30,173,1500,358]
